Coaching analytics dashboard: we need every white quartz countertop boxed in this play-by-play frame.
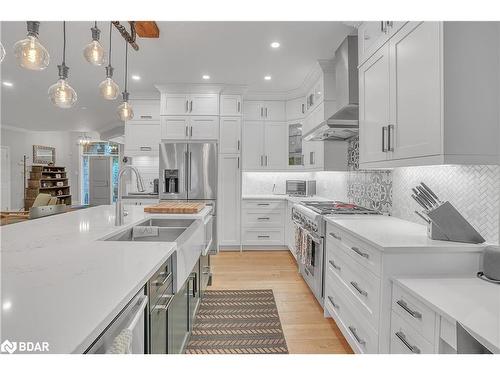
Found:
[0,204,211,353]
[324,215,486,253]
[394,277,500,353]
[242,194,331,203]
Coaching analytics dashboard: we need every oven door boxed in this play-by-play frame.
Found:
[299,232,324,305]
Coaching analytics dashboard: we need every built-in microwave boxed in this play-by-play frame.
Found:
[286,180,316,197]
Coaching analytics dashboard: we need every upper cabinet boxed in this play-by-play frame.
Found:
[124,121,161,156]
[358,21,407,66]
[161,116,219,141]
[219,117,241,154]
[359,21,500,168]
[286,97,306,121]
[220,95,242,116]
[132,100,161,121]
[242,120,286,170]
[161,93,219,116]
[243,100,285,121]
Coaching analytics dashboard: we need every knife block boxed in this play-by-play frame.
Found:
[426,201,485,244]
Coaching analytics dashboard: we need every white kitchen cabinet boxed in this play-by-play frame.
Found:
[130,100,160,121]
[359,21,500,168]
[358,21,407,66]
[161,116,218,140]
[189,116,219,140]
[242,120,286,170]
[161,116,189,140]
[242,199,285,248]
[263,122,287,169]
[243,100,285,121]
[220,95,242,116]
[359,43,391,164]
[124,121,161,155]
[286,96,306,121]
[161,93,218,116]
[242,121,264,169]
[219,117,241,154]
[218,154,241,248]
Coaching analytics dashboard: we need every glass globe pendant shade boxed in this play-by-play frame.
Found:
[48,65,77,109]
[117,93,134,121]
[13,22,50,70]
[83,40,106,66]
[99,77,119,100]
[0,42,5,63]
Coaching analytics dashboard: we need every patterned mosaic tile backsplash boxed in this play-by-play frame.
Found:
[392,165,499,244]
[347,170,393,214]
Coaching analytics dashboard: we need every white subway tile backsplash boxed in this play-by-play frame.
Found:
[242,172,314,195]
[126,156,159,194]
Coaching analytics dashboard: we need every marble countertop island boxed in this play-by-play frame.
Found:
[0,205,211,354]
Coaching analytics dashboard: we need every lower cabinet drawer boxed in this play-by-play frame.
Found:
[390,311,435,354]
[242,228,285,245]
[324,271,379,354]
[242,211,284,228]
[392,284,436,343]
[243,200,284,210]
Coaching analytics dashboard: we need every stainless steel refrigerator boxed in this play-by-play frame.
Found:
[159,141,217,298]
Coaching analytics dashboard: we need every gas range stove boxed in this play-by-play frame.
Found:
[301,201,380,215]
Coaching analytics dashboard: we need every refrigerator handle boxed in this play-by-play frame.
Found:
[185,151,189,193]
[189,151,192,192]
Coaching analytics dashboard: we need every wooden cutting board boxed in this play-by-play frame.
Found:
[144,202,206,214]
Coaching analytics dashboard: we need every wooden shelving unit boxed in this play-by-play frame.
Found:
[25,166,72,209]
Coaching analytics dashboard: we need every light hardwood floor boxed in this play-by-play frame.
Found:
[208,250,353,354]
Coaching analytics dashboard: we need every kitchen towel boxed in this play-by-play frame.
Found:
[107,328,133,354]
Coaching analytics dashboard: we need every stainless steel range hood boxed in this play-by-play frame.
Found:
[304,35,359,141]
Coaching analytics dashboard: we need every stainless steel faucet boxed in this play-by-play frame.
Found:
[115,165,145,226]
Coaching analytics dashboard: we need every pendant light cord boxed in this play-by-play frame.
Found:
[62,21,66,65]
[108,22,112,65]
[124,41,128,92]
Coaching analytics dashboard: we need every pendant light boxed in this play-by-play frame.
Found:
[48,22,77,108]
[0,42,5,63]
[117,41,133,121]
[83,21,106,66]
[13,21,50,70]
[99,22,119,100]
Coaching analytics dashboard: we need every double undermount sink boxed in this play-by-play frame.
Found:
[103,218,195,242]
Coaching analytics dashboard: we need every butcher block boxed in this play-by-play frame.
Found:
[143,202,206,214]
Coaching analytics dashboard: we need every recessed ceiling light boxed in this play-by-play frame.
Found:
[2,81,13,87]
[270,42,280,48]
[264,75,272,81]
[131,75,141,81]
[202,75,210,80]
[80,106,88,110]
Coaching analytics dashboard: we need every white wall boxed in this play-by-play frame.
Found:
[242,172,315,196]
[0,125,99,209]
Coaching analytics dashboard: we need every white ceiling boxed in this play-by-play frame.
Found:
[1,21,354,132]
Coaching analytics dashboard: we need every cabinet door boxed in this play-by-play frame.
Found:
[263,122,286,169]
[124,121,161,154]
[243,101,264,120]
[218,154,241,246]
[161,116,189,140]
[358,21,389,66]
[242,121,264,169]
[189,116,219,140]
[220,95,242,116]
[189,94,219,115]
[286,97,306,121]
[303,140,322,169]
[163,94,190,115]
[263,101,286,121]
[220,117,241,154]
[131,101,160,121]
[287,122,304,167]
[389,21,442,160]
[359,43,390,163]
[168,280,190,354]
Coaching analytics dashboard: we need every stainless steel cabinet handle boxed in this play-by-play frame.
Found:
[395,331,421,354]
[153,272,172,286]
[190,100,193,113]
[265,155,268,166]
[329,260,341,271]
[382,126,388,152]
[190,126,193,137]
[351,246,369,259]
[237,140,240,151]
[396,300,422,319]
[185,100,189,112]
[185,126,188,137]
[237,157,240,169]
[140,146,152,151]
[310,151,315,165]
[260,107,263,117]
[350,281,368,297]
[257,203,269,206]
[265,107,268,118]
[258,235,270,239]
[260,155,263,166]
[348,326,366,345]
[257,217,270,220]
[237,101,241,113]
[328,296,339,309]
[329,232,341,240]
[140,115,153,119]
[388,124,395,152]
[387,21,393,29]
[301,103,305,114]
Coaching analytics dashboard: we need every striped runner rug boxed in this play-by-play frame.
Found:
[185,289,289,354]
